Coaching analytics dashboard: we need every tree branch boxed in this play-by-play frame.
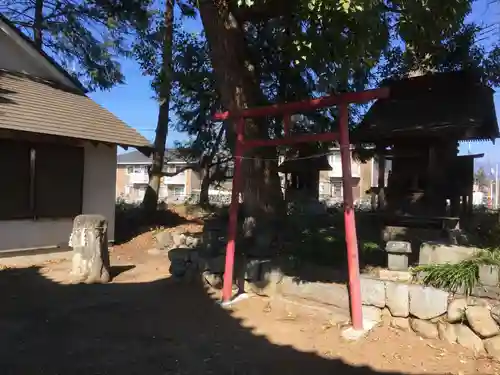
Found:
[160,156,232,177]
[161,163,199,176]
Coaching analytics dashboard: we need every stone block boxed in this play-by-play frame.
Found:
[491,304,500,325]
[69,214,110,284]
[385,241,412,254]
[465,306,500,338]
[470,285,500,300]
[245,259,271,281]
[479,265,500,287]
[385,242,411,271]
[173,233,187,248]
[455,324,485,354]
[202,271,223,289]
[409,284,448,320]
[185,235,201,248]
[437,321,457,344]
[251,267,285,295]
[155,231,173,250]
[418,242,477,266]
[170,259,188,278]
[390,317,410,331]
[279,278,350,309]
[410,319,439,339]
[362,305,382,323]
[387,254,409,271]
[447,298,467,323]
[188,250,199,265]
[168,248,191,262]
[360,277,386,308]
[484,336,500,360]
[377,269,412,282]
[386,282,409,317]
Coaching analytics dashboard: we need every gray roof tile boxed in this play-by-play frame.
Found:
[0,70,151,148]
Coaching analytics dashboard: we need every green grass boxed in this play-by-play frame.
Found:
[411,249,500,295]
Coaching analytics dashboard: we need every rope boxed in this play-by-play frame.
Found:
[234,151,337,162]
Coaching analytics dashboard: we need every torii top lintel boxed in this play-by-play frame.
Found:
[213,87,390,121]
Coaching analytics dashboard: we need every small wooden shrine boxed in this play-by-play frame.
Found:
[278,144,332,202]
[353,70,499,220]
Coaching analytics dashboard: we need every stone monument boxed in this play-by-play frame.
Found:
[68,214,111,284]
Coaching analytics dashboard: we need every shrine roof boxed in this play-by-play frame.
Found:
[353,70,499,143]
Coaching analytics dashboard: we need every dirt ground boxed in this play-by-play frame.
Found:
[1,236,499,374]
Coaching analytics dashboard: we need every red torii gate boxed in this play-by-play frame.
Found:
[213,87,389,330]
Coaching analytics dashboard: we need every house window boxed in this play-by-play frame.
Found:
[127,166,145,174]
[332,181,343,197]
[225,167,234,178]
[137,186,146,200]
[168,185,184,196]
[0,139,83,220]
[329,152,340,165]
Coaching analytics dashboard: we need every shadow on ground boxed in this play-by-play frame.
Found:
[202,210,384,285]
[0,266,410,375]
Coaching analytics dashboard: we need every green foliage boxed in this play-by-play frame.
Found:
[412,249,500,295]
[412,260,479,295]
[281,211,383,267]
[381,22,500,85]
[1,0,152,91]
[170,27,226,157]
[177,0,500,168]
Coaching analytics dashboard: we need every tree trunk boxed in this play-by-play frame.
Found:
[33,0,44,50]
[198,0,284,241]
[142,0,174,213]
[199,165,211,207]
[377,147,386,210]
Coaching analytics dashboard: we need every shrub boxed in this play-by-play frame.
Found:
[411,249,500,295]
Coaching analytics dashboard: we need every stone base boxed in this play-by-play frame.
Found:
[479,265,499,287]
[418,242,477,266]
[341,320,378,341]
[387,253,408,271]
[377,269,412,282]
[69,214,110,284]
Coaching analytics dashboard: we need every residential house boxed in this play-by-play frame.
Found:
[116,150,235,203]
[319,148,390,202]
[278,147,388,202]
[0,14,151,252]
[116,150,193,203]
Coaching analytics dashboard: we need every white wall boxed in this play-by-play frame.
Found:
[82,143,117,242]
[0,143,117,251]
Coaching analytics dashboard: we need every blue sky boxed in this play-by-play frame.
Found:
[89,0,500,167]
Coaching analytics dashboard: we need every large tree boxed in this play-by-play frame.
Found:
[1,0,151,91]
[133,0,200,212]
[170,27,232,206]
[133,0,176,212]
[177,0,490,240]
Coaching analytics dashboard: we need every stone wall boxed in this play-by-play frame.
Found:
[154,227,500,360]
[360,276,500,359]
